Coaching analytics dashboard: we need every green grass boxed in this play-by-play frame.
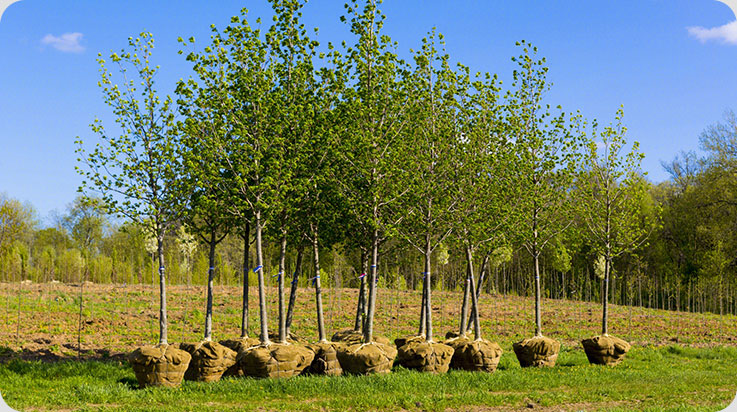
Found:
[1,346,736,412]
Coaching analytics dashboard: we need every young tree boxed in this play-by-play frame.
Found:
[452,64,517,341]
[76,33,185,346]
[337,0,411,345]
[577,109,657,364]
[507,42,580,367]
[398,31,457,345]
[331,0,409,374]
[177,105,233,344]
[76,33,191,387]
[180,10,279,345]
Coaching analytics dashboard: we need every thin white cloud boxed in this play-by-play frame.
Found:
[41,32,85,53]
[687,20,737,45]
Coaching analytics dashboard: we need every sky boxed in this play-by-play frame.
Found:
[0,0,736,222]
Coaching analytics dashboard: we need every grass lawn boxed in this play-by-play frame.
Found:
[1,345,736,412]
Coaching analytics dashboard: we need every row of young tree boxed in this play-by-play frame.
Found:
[2,1,736,351]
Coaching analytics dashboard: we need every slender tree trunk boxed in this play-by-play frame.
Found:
[157,236,168,345]
[363,228,379,343]
[423,235,433,342]
[204,230,216,341]
[602,255,610,336]
[459,247,471,339]
[466,252,488,333]
[312,225,327,342]
[255,211,270,345]
[278,234,287,343]
[466,246,481,340]
[354,249,368,332]
[240,223,250,338]
[285,244,304,336]
[533,248,542,337]
[418,275,427,336]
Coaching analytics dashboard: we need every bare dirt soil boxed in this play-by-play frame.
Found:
[0,281,734,362]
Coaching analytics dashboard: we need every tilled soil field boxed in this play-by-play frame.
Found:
[0,281,734,362]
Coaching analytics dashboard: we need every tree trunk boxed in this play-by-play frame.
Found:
[466,251,488,333]
[533,248,542,337]
[277,234,287,343]
[459,248,471,339]
[157,237,168,345]
[362,228,379,343]
[466,246,481,340]
[240,223,250,338]
[423,235,433,342]
[353,249,368,332]
[285,244,304,336]
[255,211,270,345]
[312,225,327,342]
[418,275,427,336]
[204,230,216,341]
[602,255,610,336]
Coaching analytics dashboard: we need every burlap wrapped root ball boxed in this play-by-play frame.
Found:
[581,335,631,366]
[268,331,307,344]
[396,339,454,374]
[450,339,503,373]
[219,337,260,377]
[128,344,191,388]
[394,335,425,349]
[305,342,343,376]
[336,342,397,375]
[331,329,391,346]
[512,336,560,368]
[179,341,236,382]
[443,333,471,351]
[237,343,315,378]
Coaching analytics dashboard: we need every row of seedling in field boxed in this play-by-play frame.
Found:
[72,0,645,387]
[129,255,630,387]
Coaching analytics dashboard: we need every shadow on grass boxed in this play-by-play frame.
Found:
[117,376,139,389]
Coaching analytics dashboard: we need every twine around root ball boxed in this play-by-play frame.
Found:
[336,341,398,375]
[128,344,191,388]
[237,343,315,379]
[305,342,343,376]
[450,339,503,373]
[219,337,261,377]
[331,329,391,346]
[180,341,236,382]
[581,335,631,366]
[396,339,454,374]
[512,336,560,368]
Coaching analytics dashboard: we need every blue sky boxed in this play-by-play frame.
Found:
[0,0,736,221]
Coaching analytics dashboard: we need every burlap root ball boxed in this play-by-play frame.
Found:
[394,335,425,349]
[512,336,560,368]
[305,342,343,376]
[396,339,454,374]
[179,341,236,382]
[268,331,307,344]
[450,339,503,373]
[128,344,191,388]
[220,337,261,353]
[219,337,260,377]
[331,329,391,346]
[443,333,472,351]
[336,342,397,375]
[237,343,315,378]
[581,335,631,366]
